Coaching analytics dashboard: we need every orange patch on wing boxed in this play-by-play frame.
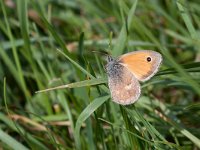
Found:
[119,51,161,81]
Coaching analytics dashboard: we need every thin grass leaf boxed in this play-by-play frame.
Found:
[57,49,95,79]
[165,29,193,44]
[75,95,110,149]
[180,129,200,148]
[176,1,198,39]
[17,0,31,49]
[36,77,107,93]
[1,37,49,50]
[153,99,200,148]
[31,0,70,55]
[184,103,200,110]
[150,3,188,36]
[1,0,30,99]
[0,129,29,150]
[2,78,49,149]
[120,106,141,149]
[98,118,180,149]
[112,0,138,56]
[57,92,75,135]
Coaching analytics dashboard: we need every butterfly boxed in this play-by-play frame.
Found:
[105,50,162,105]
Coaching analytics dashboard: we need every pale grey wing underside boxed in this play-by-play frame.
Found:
[108,66,141,105]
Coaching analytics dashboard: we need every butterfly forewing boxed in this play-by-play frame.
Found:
[119,50,162,81]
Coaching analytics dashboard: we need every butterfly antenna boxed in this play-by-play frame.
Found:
[91,50,109,56]
[92,50,113,62]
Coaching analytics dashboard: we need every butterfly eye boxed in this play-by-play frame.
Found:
[146,57,151,62]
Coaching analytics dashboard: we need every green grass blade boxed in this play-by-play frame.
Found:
[112,0,138,56]
[0,129,29,150]
[75,95,110,149]
[56,49,95,79]
[176,1,198,39]
[36,77,107,93]
[180,129,200,148]
[1,0,30,99]
[2,78,48,149]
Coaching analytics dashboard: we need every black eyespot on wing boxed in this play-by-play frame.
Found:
[147,57,151,62]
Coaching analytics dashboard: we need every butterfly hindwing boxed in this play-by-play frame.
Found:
[108,64,141,105]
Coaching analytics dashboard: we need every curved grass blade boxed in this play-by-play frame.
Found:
[75,95,110,149]
[0,129,29,150]
[176,1,198,39]
[1,0,30,99]
[98,118,180,149]
[157,62,200,76]
[2,37,49,50]
[36,77,107,93]
[3,78,48,149]
[153,98,200,148]
[31,2,110,95]
[112,0,138,56]
[56,48,95,79]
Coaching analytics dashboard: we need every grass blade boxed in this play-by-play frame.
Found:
[0,129,29,150]
[36,78,107,93]
[75,95,110,149]
[112,0,138,56]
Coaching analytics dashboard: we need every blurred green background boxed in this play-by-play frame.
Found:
[0,0,200,149]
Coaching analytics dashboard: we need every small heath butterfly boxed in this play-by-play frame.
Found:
[106,50,162,105]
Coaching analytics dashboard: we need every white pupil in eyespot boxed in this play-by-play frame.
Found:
[147,57,151,62]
